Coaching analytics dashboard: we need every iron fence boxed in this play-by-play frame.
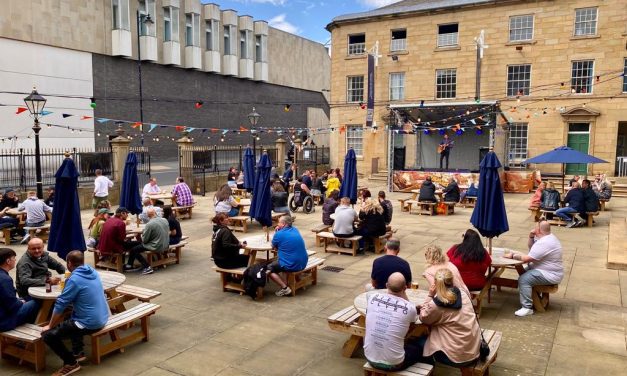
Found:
[296,146,330,173]
[130,147,151,188]
[0,148,113,191]
[617,156,627,177]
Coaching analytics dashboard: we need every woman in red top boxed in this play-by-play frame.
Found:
[446,229,492,291]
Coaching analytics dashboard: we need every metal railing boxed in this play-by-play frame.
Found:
[130,147,151,188]
[437,32,458,47]
[390,38,406,52]
[617,156,627,177]
[297,146,330,173]
[0,148,112,191]
[348,42,366,55]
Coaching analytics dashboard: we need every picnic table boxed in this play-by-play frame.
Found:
[146,192,174,205]
[28,270,126,324]
[490,248,526,289]
[240,234,273,266]
[237,198,251,216]
[410,189,444,201]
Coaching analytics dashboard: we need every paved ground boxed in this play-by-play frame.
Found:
[3,182,627,376]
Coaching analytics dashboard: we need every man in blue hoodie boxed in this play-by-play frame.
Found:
[42,251,109,376]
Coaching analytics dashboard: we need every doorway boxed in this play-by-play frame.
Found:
[566,123,590,174]
[616,122,627,176]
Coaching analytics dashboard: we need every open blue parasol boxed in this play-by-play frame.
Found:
[119,152,143,215]
[339,148,358,204]
[249,152,273,227]
[243,147,256,192]
[48,156,86,259]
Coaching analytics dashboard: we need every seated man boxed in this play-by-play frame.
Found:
[378,191,393,226]
[505,221,563,317]
[98,207,140,258]
[171,176,194,207]
[142,178,164,205]
[16,238,66,299]
[0,248,40,332]
[44,186,55,207]
[418,176,437,203]
[18,191,52,243]
[364,272,420,372]
[332,197,357,238]
[268,216,308,297]
[442,177,460,203]
[369,238,411,290]
[139,198,163,224]
[555,182,584,227]
[42,251,109,376]
[125,208,170,275]
[322,190,340,226]
[580,179,600,225]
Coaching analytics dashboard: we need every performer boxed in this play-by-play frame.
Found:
[438,134,453,170]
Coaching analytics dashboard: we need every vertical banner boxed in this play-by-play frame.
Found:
[366,54,375,127]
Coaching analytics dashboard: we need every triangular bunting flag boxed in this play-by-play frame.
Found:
[16,107,28,115]
[131,122,142,128]
[148,124,158,132]
[96,118,110,123]
[175,126,185,131]
[81,116,93,120]
[211,128,218,133]
[239,126,248,132]
[62,113,73,118]
[222,130,229,135]
[470,119,476,125]
[187,127,196,132]
[41,111,53,116]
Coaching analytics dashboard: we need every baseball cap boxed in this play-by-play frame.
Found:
[115,207,129,214]
[98,208,112,215]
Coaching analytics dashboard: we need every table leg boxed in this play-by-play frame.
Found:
[247,249,258,267]
[106,289,127,313]
[34,300,54,325]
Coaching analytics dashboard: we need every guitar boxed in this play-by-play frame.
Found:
[437,141,455,154]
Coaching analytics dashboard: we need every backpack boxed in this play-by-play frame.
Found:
[243,263,268,300]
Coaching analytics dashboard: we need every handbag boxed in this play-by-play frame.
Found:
[462,289,490,361]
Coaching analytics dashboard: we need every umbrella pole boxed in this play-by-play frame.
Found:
[562,164,565,194]
[488,237,492,255]
[264,226,269,242]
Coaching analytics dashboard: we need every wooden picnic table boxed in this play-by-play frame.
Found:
[28,270,126,324]
[240,234,273,266]
[490,248,526,289]
[353,288,429,316]
[237,198,251,216]
[146,193,174,205]
[410,189,444,201]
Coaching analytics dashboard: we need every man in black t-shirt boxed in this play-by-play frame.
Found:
[369,238,412,289]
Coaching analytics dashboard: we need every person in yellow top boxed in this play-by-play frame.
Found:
[325,171,341,197]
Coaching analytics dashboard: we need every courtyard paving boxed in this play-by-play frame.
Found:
[2,183,627,376]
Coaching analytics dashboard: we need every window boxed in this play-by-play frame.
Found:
[507,123,528,168]
[163,6,178,42]
[623,59,627,93]
[348,34,366,55]
[138,0,155,36]
[240,30,252,59]
[205,19,219,50]
[255,35,267,63]
[571,60,594,94]
[111,0,129,30]
[437,24,458,47]
[389,73,405,101]
[347,126,364,157]
[435,69,457,99]
[509,15,533,41]
[574,7,598,36]
[185,13,199,47]
[390,29,406,52]
[346,76,364,103]
[224,25,236,55]
[507,64,531,96]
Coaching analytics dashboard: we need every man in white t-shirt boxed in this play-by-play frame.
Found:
[142,178,164,205]
[93,169,113,209]
[364,272,422,372]
[505,220,563,317]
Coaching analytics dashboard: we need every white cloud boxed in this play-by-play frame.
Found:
[358,0,402,8]
[268,14,301,34]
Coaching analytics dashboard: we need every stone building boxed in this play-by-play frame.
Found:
[0,0,330,160]
[326,0,627,176]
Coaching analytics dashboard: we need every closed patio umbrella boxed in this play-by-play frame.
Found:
[243,147,256,192]
[48,155,85,259]
[119,152,143,215]
[249,152,273,228]
[339,148,358,204]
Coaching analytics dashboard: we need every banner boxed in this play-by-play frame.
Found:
[366,54,375,127]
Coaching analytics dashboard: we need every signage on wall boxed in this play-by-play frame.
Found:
[366,54,375,127]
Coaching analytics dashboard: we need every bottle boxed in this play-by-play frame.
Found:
[45,276,52,293]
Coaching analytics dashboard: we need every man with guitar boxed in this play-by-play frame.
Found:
[438,134,454,170]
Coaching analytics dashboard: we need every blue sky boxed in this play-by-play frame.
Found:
[202,0,402,45]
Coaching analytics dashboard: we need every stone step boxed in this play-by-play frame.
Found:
[607,217,627,270]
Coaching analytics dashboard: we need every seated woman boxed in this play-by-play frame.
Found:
[446,229,492,291]
[540,182,561,211]
[211,213,249,269]
[89,200,112,228]
[271,182,290,216]
[423,245,469,295]
[418,268,481,368]
[322,190,340,226]
[236,171,245,190]
[593,174,612,200]
[86,208,110,248]
[358,198,387,251]
[214,185,240,217]
[163,206,182,245]
[529,182,545,209]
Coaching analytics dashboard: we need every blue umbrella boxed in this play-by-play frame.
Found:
[48,157,85,259]
[524,146,608,192]
[339,148,358,204]
[470,151,509,252]
[119,152,143,215]
[243,147,256,192]
[249,153,273,227]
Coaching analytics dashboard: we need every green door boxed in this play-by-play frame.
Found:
[566,133,590,174]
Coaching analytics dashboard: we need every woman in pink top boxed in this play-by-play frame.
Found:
[529,182,545,209]
[422,245,469,296]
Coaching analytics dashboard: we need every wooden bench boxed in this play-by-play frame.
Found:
[404,199,419,213]
[116,284,161,302]
[460,329,502,375]
[442,201,456,215]
[23,224,50,242]
[172,203,195,219]
[584,211,599,227]
[311,224,331,247]
[599,198,608,211]
[90,302,160,364]
[540,210,574,226]
[317,231,362,256]
[532,284,558,312]
[373,235,387,254]
[0,324,45,371]
[229,216,249,233]
[412,202,436,216]
[528,207,541,222]
[0,226,15,245]
[145,241,188,269]
[327,306,365,357]
[398,198,413,212]
[460,196,477,208]
[284,257,325,296]
[213,265,264,299]
[363,362,434,376]
[87,247,125,273]
[272,212,293,226]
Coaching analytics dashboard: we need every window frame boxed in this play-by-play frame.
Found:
[138,0,156,37]
[255,34,267,63]
[506,64,532,97]
[389,72,405,101]
[346,125,364,158]
[437,23,459,48]
[390,29,407,52]
[574,7,598,36]
[509,14,534,42]
[223,24,237,56]
[240,30,253,60]
[435,68,457,99]
[623,58,627,93]
[346,75,365,103]
[111,0,130,31]
[507,122,529,168]
[185,13,200,47]
[347,33,366,56]
[571,60,595,94]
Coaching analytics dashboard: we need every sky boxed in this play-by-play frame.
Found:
[202,0,403,45]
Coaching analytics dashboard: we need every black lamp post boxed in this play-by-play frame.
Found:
[247,107,261,159]
[136,10,153,146]
[24,88,47,199]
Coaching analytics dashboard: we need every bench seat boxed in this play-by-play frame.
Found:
[528,207,541,222]
[460,196,477,208]
[213,265,264,299]
[311,224,331,247]
[442,201,456,216]
[116,284,161,302]
[363,362,434,376]
[317,231,362,256]
[584,211,599,227]
[23,225,50,242]
[532,284,558,312]
[462,329,502,375]
[413,202,436,216]
[87,247,125,273]
[0,323,45,371]
[229,216,250,233]
[284,257,325,296]
[90,302,160,364]
[327,306,365,357]
[0,227,16,245]
[172,204,195,219]
[145,241,188,269]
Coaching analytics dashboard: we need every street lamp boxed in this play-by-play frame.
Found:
[247,107,261,158]
[24,88,47,199]
[136,10,153,146]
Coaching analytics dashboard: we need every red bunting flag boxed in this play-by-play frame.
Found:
[239,126,248,132]
[131,122,142,128]
[211,128,218,133]
[175,126,185,131]
[16,107,28,115]
[81,116,93,120]
[339,126,346,134]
